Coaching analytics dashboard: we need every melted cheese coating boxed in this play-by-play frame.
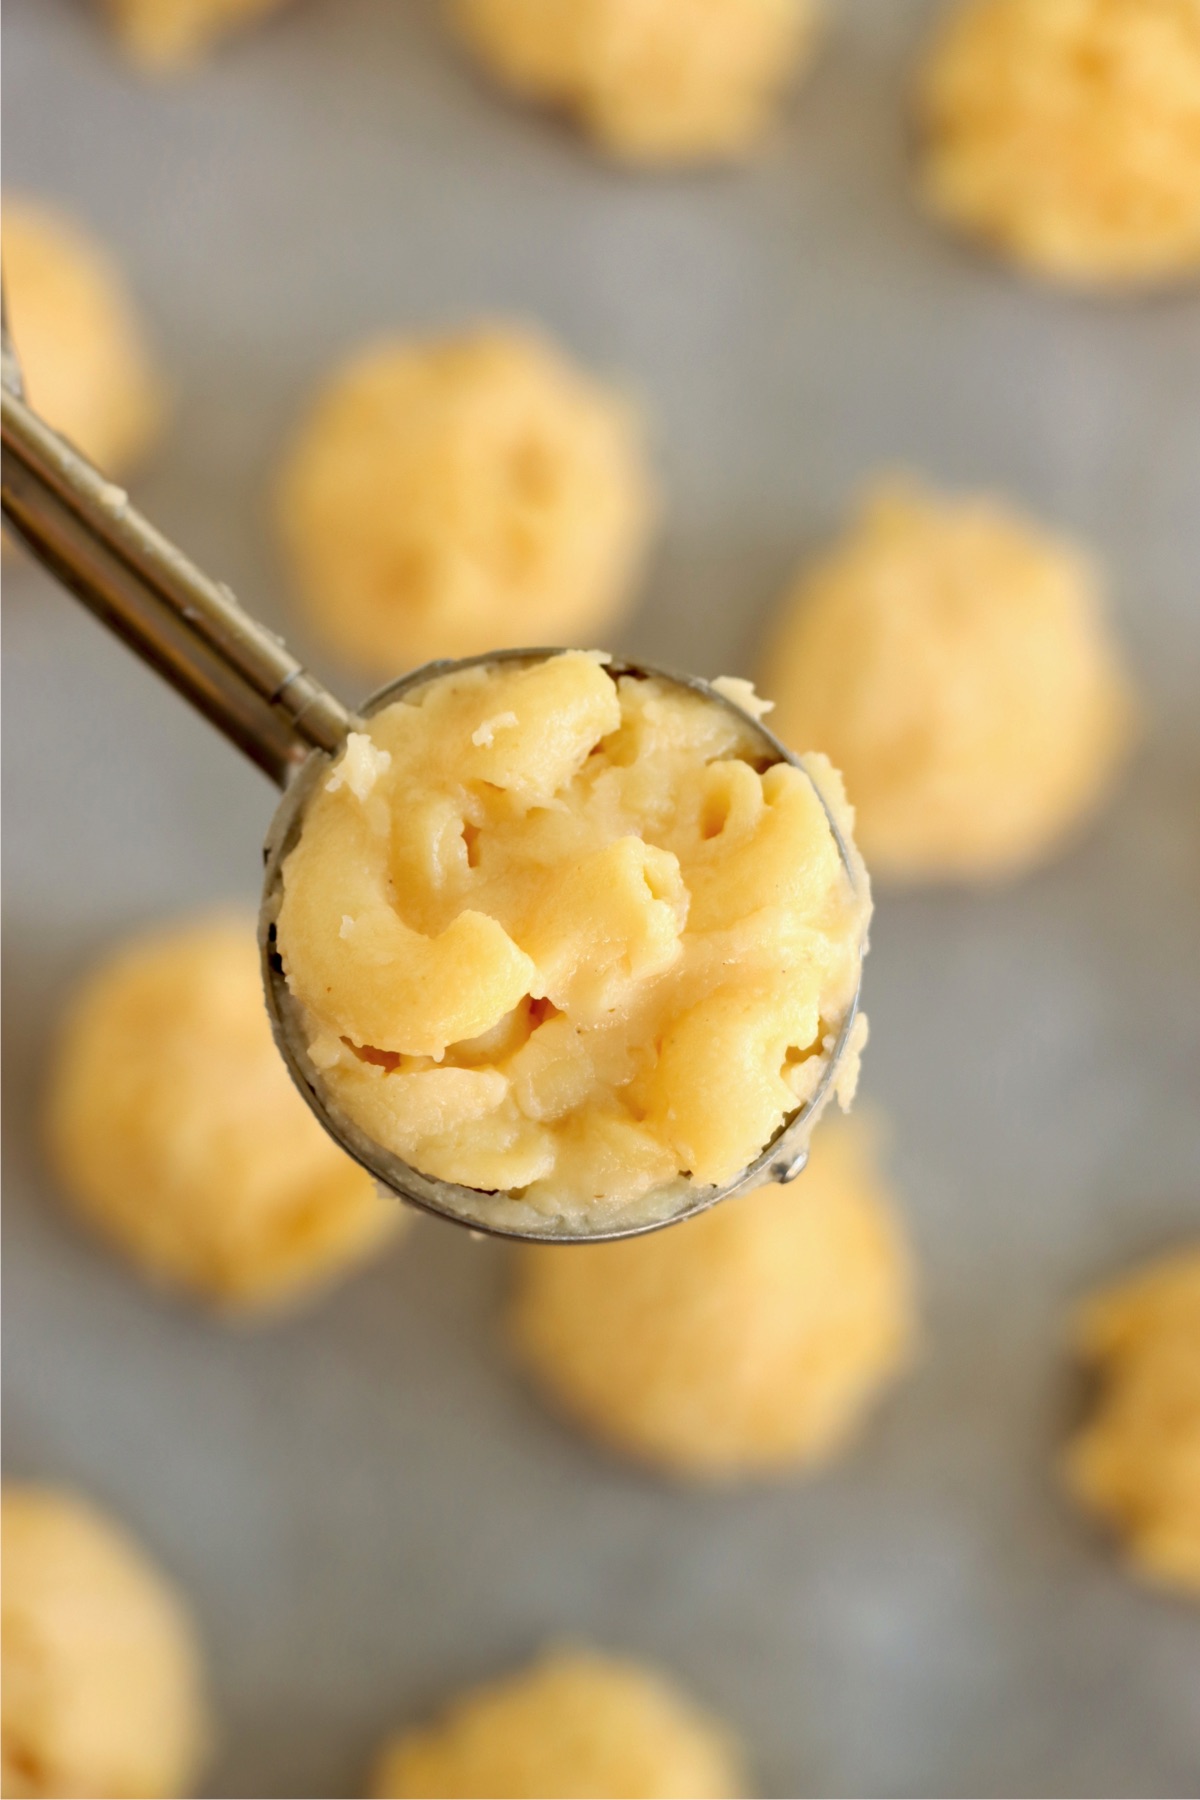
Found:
[915,0,1200,287]
[103,0,292,70]
[274,326,655,674]
[510,1115,916,1478]
[1,1486,209,1800]
[763,478,1135,884]
[370,1647,746,1799]
[276,653,869,1230]
[1064,1246,1200,1596]
[451,0,822,165]
[2,197,162,476]
[45,915,404,1313]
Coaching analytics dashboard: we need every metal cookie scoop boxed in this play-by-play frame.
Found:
[1,331,863,1243]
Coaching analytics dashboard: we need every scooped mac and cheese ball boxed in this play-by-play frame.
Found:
[275,326,655,673]
[509,1117,914,1478]
[1063,1247,1200,1597]
[370,1647,746,1799]
[451,0,822,164]
[2,198,162,475]
[275,652,870,1233]
[103,0,292,71]
[762,480,1135,885]
[915,0,1200,287]
[45,915,404,1314]
[1,1486,209,1800]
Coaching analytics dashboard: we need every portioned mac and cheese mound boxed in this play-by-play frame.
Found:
[451,0,822,164]
[762,479,1136,884]
[2,197,162,477]
[275,326,654,674]
[1,1486,209,1800]
[510,1116,915,1478]
[275,652,869,1231]
[103,0,292,71]
[1063,1247,1200,1597]
[370,1647,746,1800]
[45,915,404,1314]
[915,0,1200,287]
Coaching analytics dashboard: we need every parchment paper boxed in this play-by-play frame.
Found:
[4,3,1199,1793]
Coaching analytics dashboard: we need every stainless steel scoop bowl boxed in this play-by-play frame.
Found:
[260,648,864,1240]
[1,328,864,1242]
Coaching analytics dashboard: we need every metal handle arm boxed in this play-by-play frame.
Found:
[1,380,352,787]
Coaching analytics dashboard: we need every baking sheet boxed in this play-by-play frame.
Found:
[4,2,1200,1794]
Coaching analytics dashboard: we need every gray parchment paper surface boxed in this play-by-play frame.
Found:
[4,3,1199,1794]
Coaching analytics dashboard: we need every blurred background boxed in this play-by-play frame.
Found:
[3,1,1199,1794]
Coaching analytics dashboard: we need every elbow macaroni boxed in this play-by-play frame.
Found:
[370,1647,746,1800]
[274,326,655,673]
[451,0,822,165]
[276,652,870,1229]
[762,478,1136,884]
[914,0,1200,288]
[102,0,292,71]
[1063,1247,1200,1597]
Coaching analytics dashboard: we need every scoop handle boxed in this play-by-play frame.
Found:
[0,296,352,788]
